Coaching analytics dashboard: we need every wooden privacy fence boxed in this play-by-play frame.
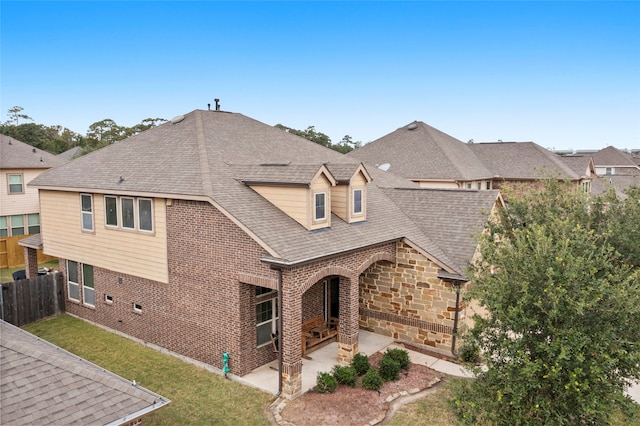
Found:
[1,273,65,327]
[0,235,57,269]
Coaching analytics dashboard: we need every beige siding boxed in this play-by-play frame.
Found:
[1,169,44,216]
[415,180,459,189]
[40,190,169,283]
[251,185,309,227]
[350,173,367,223]
[331,185,348,221]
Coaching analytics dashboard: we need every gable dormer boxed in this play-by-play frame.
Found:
[325,163,372,224]
[234,163,336,231]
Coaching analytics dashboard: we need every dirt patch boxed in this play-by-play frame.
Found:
[276,352,441,426]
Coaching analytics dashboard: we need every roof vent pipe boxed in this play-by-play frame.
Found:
[208,103,211,111]
[215,99,220,111]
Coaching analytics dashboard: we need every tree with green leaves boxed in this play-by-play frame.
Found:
[274,124,361,153]
[451,180,640,425]
[5,105,32,125]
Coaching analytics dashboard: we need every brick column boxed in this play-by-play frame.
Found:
[23,247,39,279]
[280,273,303,398]
[338,275,359,363]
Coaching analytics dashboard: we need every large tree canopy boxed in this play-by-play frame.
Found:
[274,123,361,153]
[452,180,640,425]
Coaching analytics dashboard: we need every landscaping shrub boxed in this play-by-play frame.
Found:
[316,371,338,393]
[459,341,481,365]
[361,368,383,391]
[332,365,358,388]
[351,352,370,376]
[378,355,401,381]
[384,348,411,371]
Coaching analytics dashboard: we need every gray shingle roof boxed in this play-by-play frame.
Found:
[0,320,169,425]
[29,110,500,274]
[469,142,580,180]
[558,155,594,178]
[591,146,639,167]
[347,121,492,181]
[0,135,68,169]
[384,188,501,273]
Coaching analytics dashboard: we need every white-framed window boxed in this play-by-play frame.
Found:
[605,167,612,176]
[105,195,154,232]
[477,182,482,190]
[0,217,7,237]
[486,181,491,190]
[105,294,114,304]
[27,213,40,234]
[10,215,24,236]
[121,197,135,229]
[466,182,472,189]
[105,195,118,227]
[138,198,153,232]
[133,303,142,313]
[353,189,363,215]
[314,192,326,221]
[256,287,278,346]
[67,260,80,301]
[582,180,591,193]
[82,264,95,307]
[8,174,23,194]
[81,194,94,231]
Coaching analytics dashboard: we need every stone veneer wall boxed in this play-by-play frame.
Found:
[359,241,465,353]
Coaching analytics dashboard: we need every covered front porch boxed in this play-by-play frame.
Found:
[241,330,394,395]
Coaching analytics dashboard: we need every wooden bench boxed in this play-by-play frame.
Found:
[302,317,338,357]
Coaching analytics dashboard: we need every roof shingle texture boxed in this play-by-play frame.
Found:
[0,320,168,425]
[30,110,498,274]
[0,135,68,169]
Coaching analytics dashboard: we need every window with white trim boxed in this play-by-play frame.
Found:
[0,217,7,237]
[486,181,491,190]
[105,196,118,227]
[133,303,142,313]
[67,260,80,301]
[10,215,24,236]
[8,174,23,194]
[256,286,278,346]
[138,198,153,231]
[27,213,40,234]
[314,192,326,221]
[121,197,135,229]
[353,189,363,215]
[82,264,95,306]
[81,194,93,231]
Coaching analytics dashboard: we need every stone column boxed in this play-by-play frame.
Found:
[280,272,303,399]
[23,247,39,279]
[338,275,359,363]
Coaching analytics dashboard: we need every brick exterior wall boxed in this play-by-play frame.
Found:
[359,241,466,353]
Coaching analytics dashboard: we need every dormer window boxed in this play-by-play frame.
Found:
[353,189,363,215]
[314,192,327,221]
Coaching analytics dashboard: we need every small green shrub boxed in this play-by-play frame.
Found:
[362,368,383,391]
[351,352,370,376]
[378,356,401,381]
[316,371,338,393]
[384,348,410,371]
[332,365,358,388]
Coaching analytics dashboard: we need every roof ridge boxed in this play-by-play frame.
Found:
[195,110,214,197]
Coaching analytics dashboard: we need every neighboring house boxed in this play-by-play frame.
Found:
[0,135,67,268]
[0,320,170,425]
[591,146,640,177]
[29,109,501,398]
[58,146,82,161]
[347,121,588,193]
[556,154,597,194]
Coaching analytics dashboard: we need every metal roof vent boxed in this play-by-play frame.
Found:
[170,115,185,124]
[377,163,391,172]
[407,123,418,131]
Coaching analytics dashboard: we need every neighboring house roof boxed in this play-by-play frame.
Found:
[591,146,640,175]
[592,175,640,199]
[58,146,81,161]
[346,121,493,181]
[468,142,580,180]
[558,155,596,179]
[31,109,485,274]
[0,135,68,169]
[0,320,169,425]
[384,188,501,275]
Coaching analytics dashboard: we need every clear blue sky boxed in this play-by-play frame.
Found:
[2,1,639,151]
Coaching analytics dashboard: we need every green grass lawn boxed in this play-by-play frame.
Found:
[23,314,274,425]
[0,260,59,283]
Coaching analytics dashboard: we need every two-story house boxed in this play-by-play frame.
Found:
[347,121,588,194]
[0,135,66,268]
[29,109,501,398]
